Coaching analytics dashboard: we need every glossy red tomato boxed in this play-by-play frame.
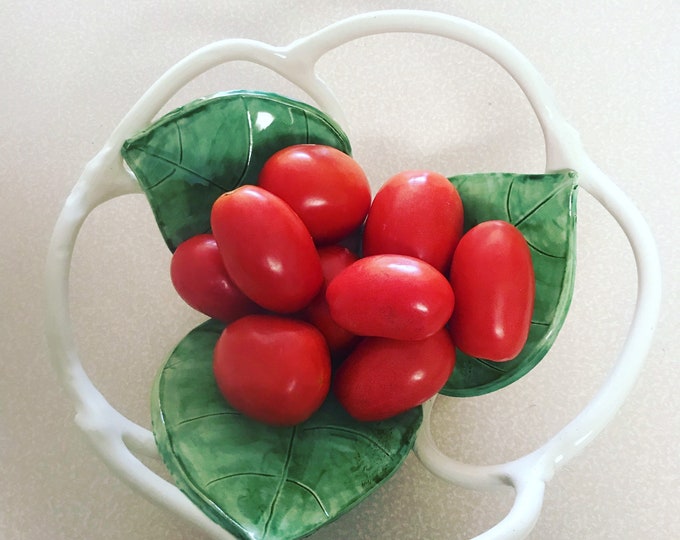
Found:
[213,315,331,426]
[257,144,372,245]
[302,245,359,354]
[326,254,455,340]
[362,170,464,274]
[333,329,456,421]
[170,234,259,322]
[449,220,535,361]
[317,244,359,281]
[210,185,323,313]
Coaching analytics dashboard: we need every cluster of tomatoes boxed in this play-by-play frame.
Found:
[170,144,535,426]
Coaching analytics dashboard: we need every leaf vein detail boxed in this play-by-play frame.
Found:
[176,120,183,164]
[173,410,242,427]
[302,426,391,456]
[286,479,330,517]
[153,167,177,188]
[526,239,567,259]
[139,149,223,190]
[205,471,277,488]
[202,474,330,518]
[263,426,297,538]
[235,95,252,187]
[469,357,507,374]
[505,175,515,221]
[513,183,569,228]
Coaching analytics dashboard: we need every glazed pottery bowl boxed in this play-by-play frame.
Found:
[45,10,661,540]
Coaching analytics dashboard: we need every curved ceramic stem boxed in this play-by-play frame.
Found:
[44,149,238,537]
[412,151,662,538]
[44,147,151,448]
[535,157,662,470]
[285,10,574,171]
[45,9,662,540]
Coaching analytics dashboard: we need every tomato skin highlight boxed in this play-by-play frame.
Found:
[301,246,359,354]
[258,144,372,245]
[210,185,323,313]
[333,329,456,422]
[170,234,259,323]
[449,220,535,361]
[326,254,455,340]
[213,315,331,426]
[362,170,464,274]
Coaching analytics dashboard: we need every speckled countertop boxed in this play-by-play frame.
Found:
[2,2,678,539]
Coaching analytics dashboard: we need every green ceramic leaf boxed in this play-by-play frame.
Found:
[151,319,422,540]
[122,90,352,251]
[440,170,578,397]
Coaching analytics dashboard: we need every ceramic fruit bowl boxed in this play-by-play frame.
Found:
[45,10,662,540]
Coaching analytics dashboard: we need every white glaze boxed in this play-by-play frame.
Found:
[44,10,662,540]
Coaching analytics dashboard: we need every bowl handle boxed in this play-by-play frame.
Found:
[413,152,662,539]
[45,10,662,539]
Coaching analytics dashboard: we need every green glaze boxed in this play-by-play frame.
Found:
[122,91,352,251]
[134,90,577,534]
[440,170,578,397]
[151,319,422,540]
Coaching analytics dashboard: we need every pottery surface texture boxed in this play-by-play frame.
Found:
[19,4,674,540]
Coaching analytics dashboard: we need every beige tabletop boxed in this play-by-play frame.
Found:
[2,1,679,539]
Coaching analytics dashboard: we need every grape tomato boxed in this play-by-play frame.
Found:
[258,144,371,245]
[449,220,535,361]
[362,170,464,274]
[326,254,454,340]
[210,185,323,313]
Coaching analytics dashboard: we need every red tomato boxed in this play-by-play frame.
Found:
[333,329,456,421]
[210,185,323,313]
[362,170,464,274]
[326,254,455,340]
[170,234,259,323]
[449,220,535,361]
[213,315,331,426]
[302,246,359,354]
[317,245,359,282]
[257,144,372,245]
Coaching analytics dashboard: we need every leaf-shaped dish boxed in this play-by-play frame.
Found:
[128,89,577,536]
[122,90,352,251]
[440,170,578,397]
[45,12,661,540]
[151,319,423,540]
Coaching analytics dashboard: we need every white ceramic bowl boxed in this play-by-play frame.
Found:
[45,10,662,539]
